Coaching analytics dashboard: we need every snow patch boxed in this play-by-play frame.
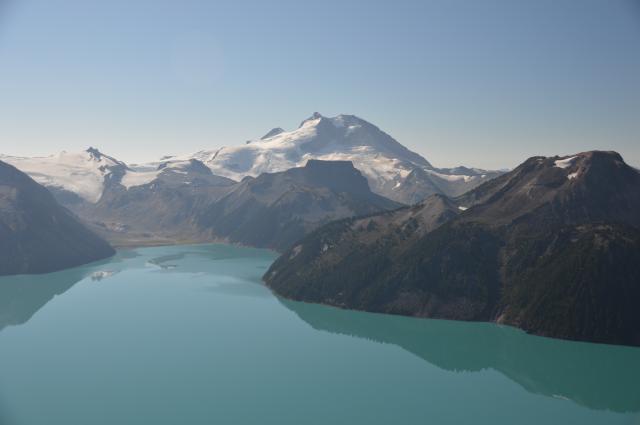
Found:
[290,245,303,259]
[554,156,577,169]
[121,169,160,189]
[124,113,497,201]
[428,170,476,183]
[121,160,196,189]
[0,150,122,203]
[158,114,431,194]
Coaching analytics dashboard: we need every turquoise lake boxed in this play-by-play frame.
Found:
[0,244,638,425]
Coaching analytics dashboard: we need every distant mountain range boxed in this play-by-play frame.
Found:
[70,157,237,246]
[184,113,502,204]
[0,160,114,276]
[265,151,640,346]
[70,159,401,251]
[3,113,491,249]
[1,113,502,205]
[194,160,400,251]
[3,115,639,347]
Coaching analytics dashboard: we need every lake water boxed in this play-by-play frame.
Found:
[0,244,638,425]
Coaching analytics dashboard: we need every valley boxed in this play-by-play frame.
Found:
[1,115,639,348]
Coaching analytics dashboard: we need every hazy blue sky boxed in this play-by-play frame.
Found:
[0,0,638,169]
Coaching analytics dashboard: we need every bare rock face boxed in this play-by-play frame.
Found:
[265,151,640,346]
[195,160,402,251]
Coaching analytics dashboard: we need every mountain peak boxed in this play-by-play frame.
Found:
[298,113,367,129]
[515,151,627,178]
[298,112,325,128]
[183,112,501,203]
[534,150,629,183]
[83,147,126,168]
[457,150,640,227]
[291,159,374,196]
[157,158,212,175]
[573,150,625,166]
[261,128,285,140]
[85,147,104,160]
[0,160,115,276]
[264,147,640,347]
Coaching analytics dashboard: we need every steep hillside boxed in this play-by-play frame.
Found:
[265,151,640,346]
[73,159,236,245]
[0,161,115,276]
[196,160,401,251]
[49,158,401,250]
[2,117,503,207]
[0,148,127,203]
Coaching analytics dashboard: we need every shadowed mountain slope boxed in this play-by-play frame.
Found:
[265,151,640,345]
[0,161,115,276]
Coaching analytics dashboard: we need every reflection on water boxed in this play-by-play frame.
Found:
[90,270,118,281]
[0,254,126,332]
[0,268,87,332]
[0,244,273,332]
[2,244,639,421]
[279,298,640,413]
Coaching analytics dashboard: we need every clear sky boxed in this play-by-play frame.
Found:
[0,0,638,169]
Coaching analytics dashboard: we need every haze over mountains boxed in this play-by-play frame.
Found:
[0,161,114,276]
[182,113,503,203]
[265,151,640,346]
[2,136,405,251]
[1,113,502,205]
[194,160,400,251]
[77,159,400,251]
[0,113,499,251]
[2,113,639,347]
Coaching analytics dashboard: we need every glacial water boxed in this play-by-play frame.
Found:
[0,244,638,425]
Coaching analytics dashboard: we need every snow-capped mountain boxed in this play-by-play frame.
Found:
[0,113,502,205]
[0,148,126,203]
[0,159,114,275]
[182,113,501,203]
[2,150,400,249]
[264,151,640,346]
[0,149,222,204]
